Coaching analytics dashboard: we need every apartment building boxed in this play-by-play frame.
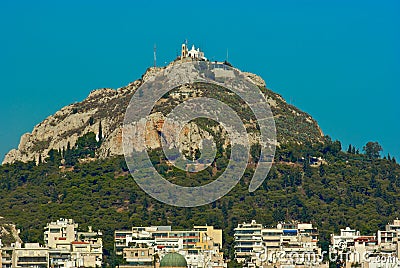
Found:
[331,227,360,250]
[44,218,77,250]
[13,243,49,268]
[330,220,400,268]
[378,219,400,246]
[115,230,141,255]
[121,246,156,268]
[234,220,263,263]
[0,245,13,268]
[234,220,323,267]
[115,225,225,268]
[44,218,103,268]
[1,241,48,268]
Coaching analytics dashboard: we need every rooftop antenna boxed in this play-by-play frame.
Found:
[153,44,157,67]
[226,48,229,62]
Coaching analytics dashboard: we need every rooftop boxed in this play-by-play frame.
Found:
[160,252,187,267]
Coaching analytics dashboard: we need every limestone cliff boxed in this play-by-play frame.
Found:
[2,61,323,164]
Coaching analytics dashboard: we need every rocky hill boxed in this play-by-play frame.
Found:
[2,60,323,164]
[0,217,22,246]
[1,60,399,265]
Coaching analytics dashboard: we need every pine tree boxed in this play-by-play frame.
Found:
[363,141,383,160]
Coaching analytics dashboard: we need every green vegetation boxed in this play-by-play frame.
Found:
[0,217,20,246]
[0,133,399,266]
[46,131,101,166]
[0,82,398,266]
[363,141,383,160]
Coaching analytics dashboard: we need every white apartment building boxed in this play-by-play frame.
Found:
[378,219,400,245]
[234,220,263,263]
[1,245,13,268]
[330,221,400,268]
[44,218,103,268]
[331,227,361,250]
[235,221,323,267]
[115,225,225,268]
[10,242,49,268]
[44,218,77,250]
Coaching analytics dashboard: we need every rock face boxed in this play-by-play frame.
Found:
[0,217,22,246]
[2,61,324,165]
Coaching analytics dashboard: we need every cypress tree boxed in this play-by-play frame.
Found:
[98,121,103,143]
[319,163,325,177]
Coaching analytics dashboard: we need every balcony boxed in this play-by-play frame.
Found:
[234,237,262,241]
[380,244,397,252]
[125,257,153,263]
[17,257,48,265]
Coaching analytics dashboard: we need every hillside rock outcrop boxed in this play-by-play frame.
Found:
[3,61,323,164]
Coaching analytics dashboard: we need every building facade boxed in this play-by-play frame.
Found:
[234,220,263,264]
[44,218,103,268]
[330,220,400,268]
[234,220,324,268]
[115,225,225,268]
[13,243,49,268]
[122,246,156,268]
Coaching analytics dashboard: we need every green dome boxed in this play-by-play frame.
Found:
[160,253,187,267]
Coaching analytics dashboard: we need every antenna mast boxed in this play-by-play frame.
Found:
[153,44,157,67]
[226,48,229,62]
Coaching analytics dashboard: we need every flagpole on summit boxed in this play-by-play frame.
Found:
[153,44,157,67]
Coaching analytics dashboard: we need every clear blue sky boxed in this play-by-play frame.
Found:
[1,0,399,161]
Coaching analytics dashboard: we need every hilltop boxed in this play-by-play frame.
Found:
[3,60,323,164]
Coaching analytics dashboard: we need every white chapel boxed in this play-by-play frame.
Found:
[181,43,207,61]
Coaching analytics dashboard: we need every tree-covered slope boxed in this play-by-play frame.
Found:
[0,139,399,265]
